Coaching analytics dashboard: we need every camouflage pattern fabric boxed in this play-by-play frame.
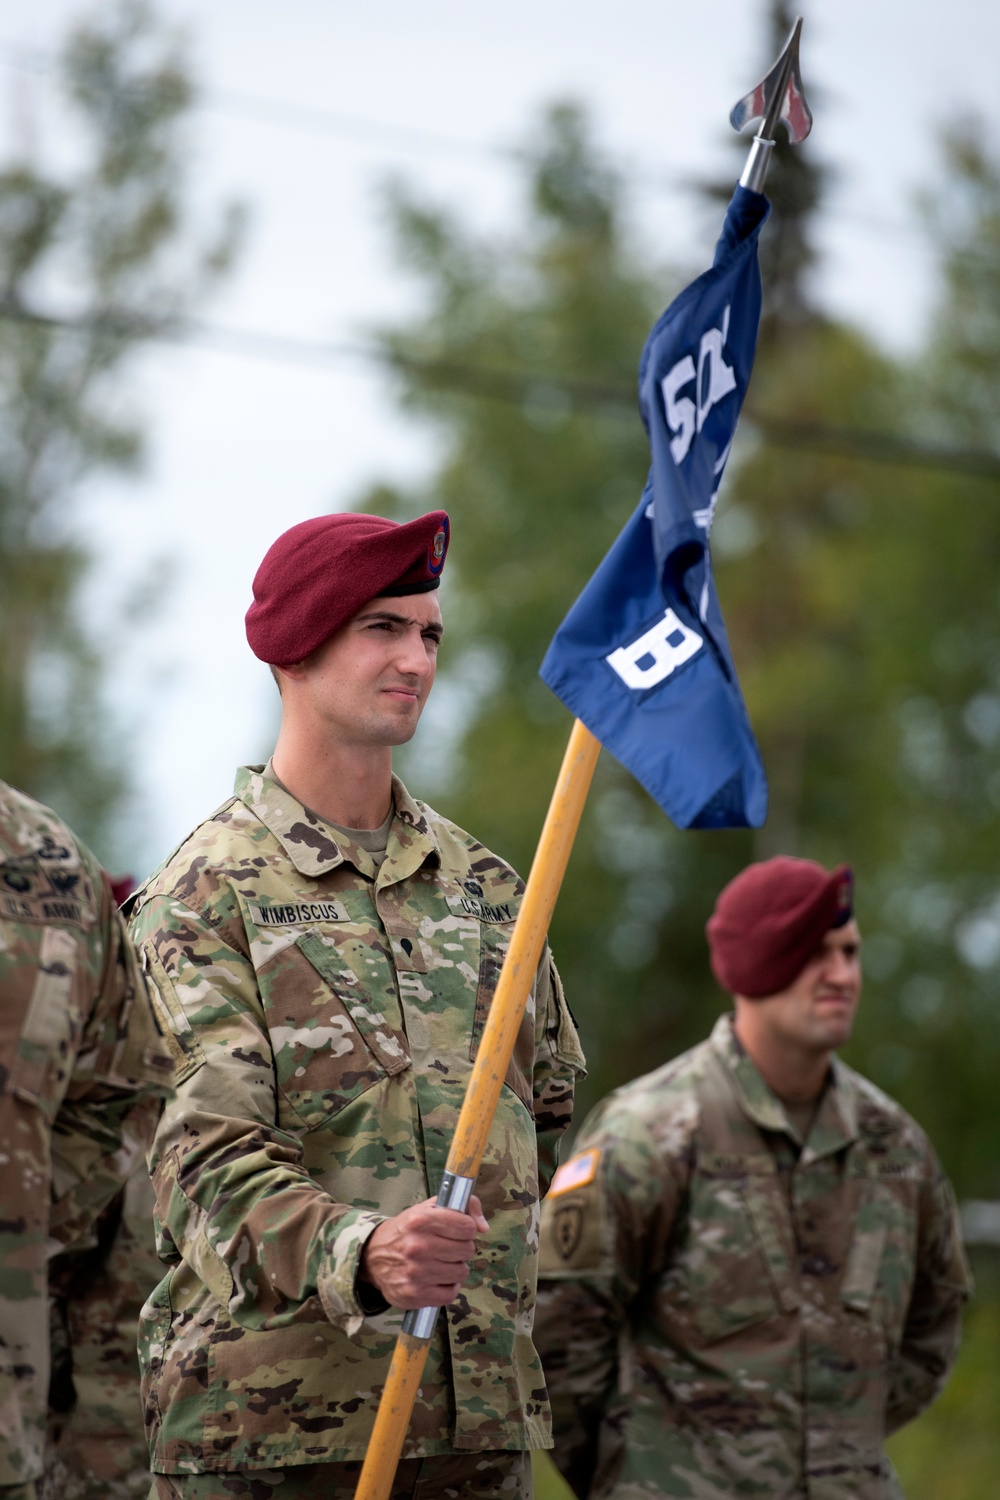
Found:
[43,1169,163,1499]
[0,780,174,1493]
[128,764,585,1476]
[535,1014,971,1500]
[148,1449,532,1498]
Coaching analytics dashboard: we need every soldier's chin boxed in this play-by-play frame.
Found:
[387,721,419,747]
[371,709,421,747]
[817,1014,854,1048]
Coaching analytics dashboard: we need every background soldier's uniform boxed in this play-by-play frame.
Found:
[0,781,173,1500]
[128,764,585,1487]
[535,1015,971,1500]
[43,1170,162,1500]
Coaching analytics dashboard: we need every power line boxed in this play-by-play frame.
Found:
[0,39,981,260]
[2,295,998,481]
[0,41,532,166]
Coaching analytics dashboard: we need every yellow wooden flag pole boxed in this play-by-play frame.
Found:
[354,717,601,1500]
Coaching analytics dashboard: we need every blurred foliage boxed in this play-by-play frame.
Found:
[886,1252,1000,1496]
[360,81,1000,1205]
[0,0,242,857]
[532,1448,575,1500]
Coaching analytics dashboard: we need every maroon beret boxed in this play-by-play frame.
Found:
[706,856,854,999]
[107,873,135,908]
[246,510,449,666]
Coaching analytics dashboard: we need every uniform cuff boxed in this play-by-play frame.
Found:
[316,1211,388,1336]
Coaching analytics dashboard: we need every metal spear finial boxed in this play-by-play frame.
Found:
[730,15,812,193]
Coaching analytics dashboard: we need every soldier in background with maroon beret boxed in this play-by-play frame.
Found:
[535,856,971,1500]
[127,511,586,1499]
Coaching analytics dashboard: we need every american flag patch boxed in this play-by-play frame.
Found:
[549,1148,600,1197]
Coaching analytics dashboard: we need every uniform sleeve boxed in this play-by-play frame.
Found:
[534,1105,684,1497]
[531,954,586,1197]
[48,870,174,1252]
[132,894,388,1340]
[885,1159,972,1433]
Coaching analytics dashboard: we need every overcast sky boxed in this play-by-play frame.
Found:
[4,0,1000,872]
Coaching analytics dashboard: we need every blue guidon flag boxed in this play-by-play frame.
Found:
[540,186,770,829]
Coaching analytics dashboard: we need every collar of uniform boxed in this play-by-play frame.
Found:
[710,1014,789,1134]
[709,1014,859,1155]
[379,775,441,888]
[235,765,345,876]
[233,764,440,882]
[801,1056,859,1162]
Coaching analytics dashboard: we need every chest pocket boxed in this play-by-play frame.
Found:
[1,921,82,1116]
[683,1152,800,1343]
[258,926,411,1132]
[468,908,534,1112]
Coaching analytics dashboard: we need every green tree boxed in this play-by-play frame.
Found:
[359,88,903,1127]
[365,101,682,1105]
[0,0,241,855]
[356,36,1000,1500]
[356,24,1000,1204]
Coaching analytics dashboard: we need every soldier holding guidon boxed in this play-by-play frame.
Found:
[535,856,971,1500]
[127,511,585,1500]
[0,781,173,1500]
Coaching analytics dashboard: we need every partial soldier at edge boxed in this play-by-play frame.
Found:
[535,856,971,1500]
[0,780,174,1500]
[44,1168,162,1500]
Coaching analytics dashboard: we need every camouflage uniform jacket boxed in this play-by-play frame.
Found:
[45,1168,163,1500]
[0,780,173,1492]
[128,764,585,1475]
[535,1015,971,1500]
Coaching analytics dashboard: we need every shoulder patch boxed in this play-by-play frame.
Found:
[549,1147,600,1197]
[539,1147,607,1275]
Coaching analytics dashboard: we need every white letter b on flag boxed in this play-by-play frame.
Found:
[606,609,704,690]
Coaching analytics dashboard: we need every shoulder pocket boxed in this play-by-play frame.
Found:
[468,909,535,1110]
[546,959,586,1073]
[96,917,175,1090]
[140,945,207,1085]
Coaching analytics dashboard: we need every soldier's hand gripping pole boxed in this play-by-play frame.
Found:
[730,14,812,192]
[354,717,601,1500]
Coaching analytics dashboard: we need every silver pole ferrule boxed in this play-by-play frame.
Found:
[399,1172,478,1341]
[402,1304,438,1340]
[740,135,775,193]
[436,1171,476,1213]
